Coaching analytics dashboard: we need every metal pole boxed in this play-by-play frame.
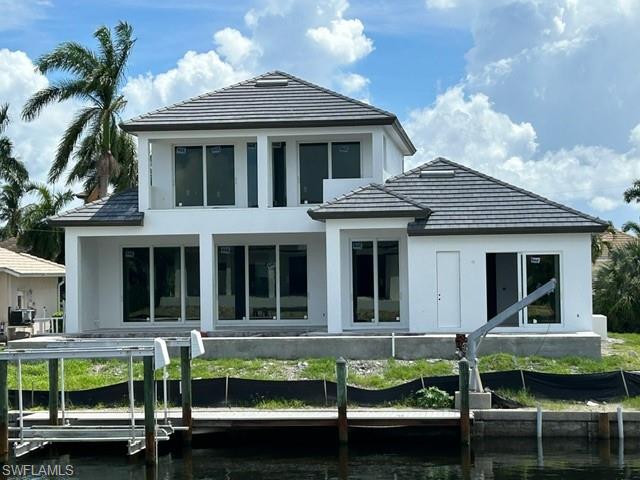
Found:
[143,356,156,465]
[536,405,542,439]
[336,357,348,444]
[60,358,66,424]
[48,359,59,426]
[0,360,8,460]
[617,406,624,440]
[163,367,168,424]
[459,358,470,446]
[180,346,192,446]
[128,354,135,442]
[17,359,23,443]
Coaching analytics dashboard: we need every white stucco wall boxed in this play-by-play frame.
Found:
[407,233,593,334]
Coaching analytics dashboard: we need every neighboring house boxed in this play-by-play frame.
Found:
[48,71,607,337]
[592,230,636,275]
[0,247,65,329]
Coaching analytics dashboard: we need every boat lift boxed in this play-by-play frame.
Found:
[0,330,205,464]
[466,279,557,392]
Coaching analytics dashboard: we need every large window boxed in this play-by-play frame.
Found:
[175,146,204,207]
[206,145,235,206]
[331,142,360,179]
[485,252,561,326]
[299,142,361,204]
[299,143,328,204]
[351,240,400,323]
[122,246,199,323]
[174,145,236,207]
[123,248,150,322]
[217,246,246,320]
[217,244,308,321]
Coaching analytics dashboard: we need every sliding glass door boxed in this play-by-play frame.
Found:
[122,246,199,323]
[351,240,400,324]
[217,244,308,321]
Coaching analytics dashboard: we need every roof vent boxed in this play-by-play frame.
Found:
[255,79,288,87]
[420,169,455,178]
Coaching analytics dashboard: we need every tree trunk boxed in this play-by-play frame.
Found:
[96,150,112,199]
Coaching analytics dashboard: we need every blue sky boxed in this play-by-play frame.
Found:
[1,0,639,229]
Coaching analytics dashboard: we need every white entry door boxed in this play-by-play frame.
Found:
[436,251,461,328]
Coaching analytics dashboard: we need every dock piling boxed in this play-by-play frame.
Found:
[458,358,470,445]
[0,360,8,460]
[180,346,192,446]
[336,357,348,444]
[598,411,610,440]
[617,406,624,440]
[536,406,542,439]
[48,359,59,426]
[143,356,156,465]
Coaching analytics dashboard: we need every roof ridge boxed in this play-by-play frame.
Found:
[429,157,608,226]
[272,71,395,119]
[373,184,431,213]
[123,71,275,125]
[308,182,378,210]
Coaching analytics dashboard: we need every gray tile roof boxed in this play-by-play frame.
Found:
[121,71,415,154]
[48,189,143,227]
[308,184,431,220]
[309,158,609,235]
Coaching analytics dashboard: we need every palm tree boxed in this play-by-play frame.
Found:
[624,180,640,204]
[21,21,137,200]
[622,221,640,236]
[594,239,640,332]
[591,223,615,263]
[18,185,74,262]
[0,103,31,238]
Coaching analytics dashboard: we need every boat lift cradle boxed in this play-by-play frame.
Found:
[466,279,557,393]
[1,330,205,458]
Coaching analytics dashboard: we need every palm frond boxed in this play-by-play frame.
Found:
[622,221,640,236]
[21,85,64,121]
[0,104,9,134]
[624,180,640,204]
[36,41,99,77]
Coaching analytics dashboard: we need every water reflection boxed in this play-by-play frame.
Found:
[8,437,640,479]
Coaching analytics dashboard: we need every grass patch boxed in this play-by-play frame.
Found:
[251,398,309,409]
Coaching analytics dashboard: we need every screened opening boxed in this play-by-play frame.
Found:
[485,253,519,327]
[279,245,308,319]
[352,241,374,323]
[154,247,182,322]
[175,146,203,207]
[272,142,287,207]
[206,145,235,206]
[247,143,258,208]
[123,248,150,322]
[526,254,561,324]
[185,247,200,321]
[377,241,400,322]
[299,143,328,204]
[217,246,246,320]
[331,142,360,179]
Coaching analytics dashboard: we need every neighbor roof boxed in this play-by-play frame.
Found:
[121,71,415,154]
[308,158,609,235]
[47,189,143,227]
[0,247,65,277]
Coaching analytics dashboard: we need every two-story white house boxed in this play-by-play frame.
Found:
[49,71,607,348]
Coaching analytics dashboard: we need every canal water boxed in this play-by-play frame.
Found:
[9,437,640,479]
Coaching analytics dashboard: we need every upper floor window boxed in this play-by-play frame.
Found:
[174,145,235,207]
[299,141,361,204]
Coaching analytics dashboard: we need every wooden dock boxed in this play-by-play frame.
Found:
[17,408,465,432]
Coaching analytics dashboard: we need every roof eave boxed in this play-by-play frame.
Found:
[47,217,144,228]
[407,224,609,236]
[308,209,429,221]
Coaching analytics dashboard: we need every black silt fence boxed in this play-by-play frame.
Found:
[6,370,640,409]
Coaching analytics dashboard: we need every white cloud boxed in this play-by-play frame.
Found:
[0,49,80,185]
[123,0,374,118]
[307,18,373,63]
[405,86,640,215]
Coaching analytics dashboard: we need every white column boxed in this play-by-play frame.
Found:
[371,129,385,184]
[137,135,150,211]
[325,223,343,333]
[64,232,81,333]
[256,134,270,208]
[199,233,215,332]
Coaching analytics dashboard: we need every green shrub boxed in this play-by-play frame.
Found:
[413,386,453,409]
[594,239,640,332]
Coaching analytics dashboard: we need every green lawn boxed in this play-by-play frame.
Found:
[6,333,640,392]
